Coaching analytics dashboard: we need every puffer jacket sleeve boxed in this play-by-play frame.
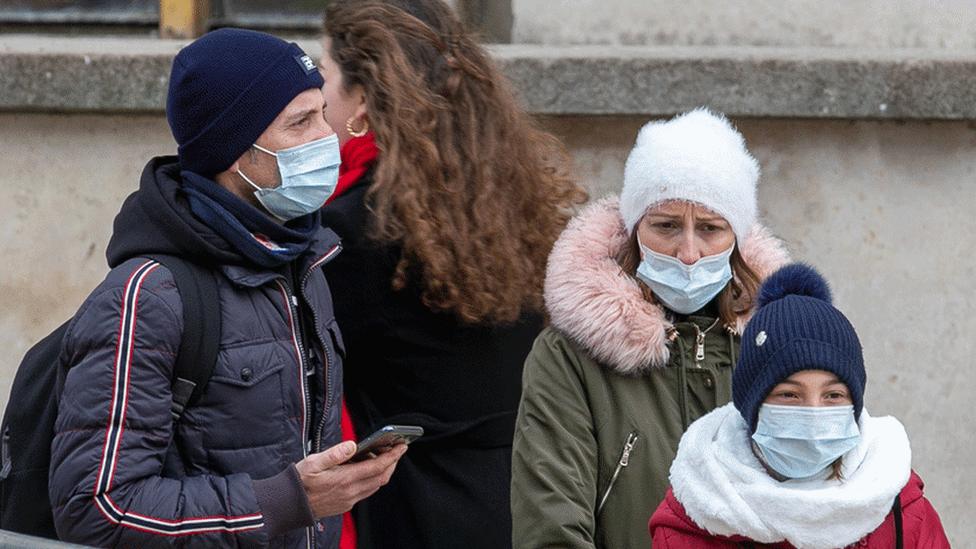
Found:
[511,329,599,549]
[49,259,268,548]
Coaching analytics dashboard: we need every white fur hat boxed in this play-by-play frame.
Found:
[619,108,759,242]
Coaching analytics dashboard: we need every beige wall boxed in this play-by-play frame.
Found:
[514,0,976,48]
[2,113,973,544]
[1,114,173,370]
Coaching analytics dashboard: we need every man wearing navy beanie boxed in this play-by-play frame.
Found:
[48,29,405,548]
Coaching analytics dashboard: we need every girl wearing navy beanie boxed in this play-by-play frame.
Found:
[649,264,950,548]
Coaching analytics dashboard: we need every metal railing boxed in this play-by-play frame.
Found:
[0,530,91,549]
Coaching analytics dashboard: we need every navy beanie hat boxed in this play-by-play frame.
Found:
[732,264,866,433]
[166,28,325,177]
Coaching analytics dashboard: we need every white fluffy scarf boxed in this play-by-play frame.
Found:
[670,403,911,549]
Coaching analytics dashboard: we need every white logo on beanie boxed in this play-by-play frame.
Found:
[294,54,316,74]
[619,107,760,242]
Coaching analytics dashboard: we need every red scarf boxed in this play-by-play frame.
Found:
[329,132,378,205]
[339,398,358,549]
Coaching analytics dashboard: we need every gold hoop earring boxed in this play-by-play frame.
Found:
[346,117,369,137]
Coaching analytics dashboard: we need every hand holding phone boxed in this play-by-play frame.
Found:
[350,425,424,462]
[296,439,406,518]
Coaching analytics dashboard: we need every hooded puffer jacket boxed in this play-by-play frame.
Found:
[49,158,345,548]
[511,198,790,549]
[648,404,951,549]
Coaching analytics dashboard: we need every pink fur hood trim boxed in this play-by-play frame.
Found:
[544,197,790,375]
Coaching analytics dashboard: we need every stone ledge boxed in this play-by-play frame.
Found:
[2,35,975,119]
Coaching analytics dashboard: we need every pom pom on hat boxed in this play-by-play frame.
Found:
[756,263,833,308]
[733,264,865,433]
[619,107,759,242]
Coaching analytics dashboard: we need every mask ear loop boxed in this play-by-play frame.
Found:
[251,143,278,157]
[239,144,280,191]
[236,167,264,192]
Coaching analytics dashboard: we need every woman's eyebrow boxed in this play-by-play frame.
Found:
[694,212,726,222]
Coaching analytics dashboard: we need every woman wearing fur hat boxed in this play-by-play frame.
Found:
[511,109,790,549]
[649,264,950,548]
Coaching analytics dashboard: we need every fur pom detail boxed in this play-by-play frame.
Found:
[757,263,832,308]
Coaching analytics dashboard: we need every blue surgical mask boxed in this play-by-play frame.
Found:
[237,133,341,221]
[752,404,861,480]
[635,240,734,314]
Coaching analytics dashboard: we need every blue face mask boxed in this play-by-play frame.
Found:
[635,240,734,315]
[238,133,341,221]
[752,404,861,480]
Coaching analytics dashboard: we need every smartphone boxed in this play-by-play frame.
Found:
[350,425,424,462]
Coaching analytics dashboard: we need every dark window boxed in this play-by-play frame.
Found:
[0,0,327,32]
[0,1,511,42]
[0,0,158,25]
[214,0,325,30]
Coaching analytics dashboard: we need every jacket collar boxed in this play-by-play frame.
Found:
[222,227,342,288]
[544,197,789,375]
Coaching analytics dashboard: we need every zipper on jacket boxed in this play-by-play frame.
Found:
[277,280,313,454]
[693,317,722,366]
[596,431,639,515]
[276,279,315,549]
[298,243,342,453]
[300,250,341,549]
[695,326,706,364]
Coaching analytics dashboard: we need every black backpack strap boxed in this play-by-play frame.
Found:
[146,255,221,421]
[893,494,903,549]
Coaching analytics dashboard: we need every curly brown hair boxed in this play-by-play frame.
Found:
[323,0,587,324]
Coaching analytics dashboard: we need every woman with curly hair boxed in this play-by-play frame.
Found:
[317,1,586,547]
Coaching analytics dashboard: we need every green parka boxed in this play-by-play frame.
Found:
[511,198,789,549]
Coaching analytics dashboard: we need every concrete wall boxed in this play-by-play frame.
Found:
[513,0,976,48]
[2,113,973,544]
[1,114,174,381]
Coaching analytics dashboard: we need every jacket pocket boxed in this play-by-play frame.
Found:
[597,430,639,516]
[206,442,283,478]
[191,351,288,451]
[209,361,284,388]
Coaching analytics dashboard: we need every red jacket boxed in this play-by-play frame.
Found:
[649,471,950,548]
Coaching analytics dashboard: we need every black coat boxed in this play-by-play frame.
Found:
[321,172,542,549]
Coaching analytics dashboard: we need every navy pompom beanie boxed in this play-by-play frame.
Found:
[732,264,866,433]
[166,28,324,177]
